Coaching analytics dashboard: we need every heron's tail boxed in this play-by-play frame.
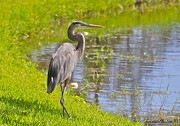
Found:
[47,77,55,94]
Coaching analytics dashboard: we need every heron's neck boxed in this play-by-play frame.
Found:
[68,27,85,59]
[68,27,77,41]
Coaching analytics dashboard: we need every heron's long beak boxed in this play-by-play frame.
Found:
[83,23,104,28]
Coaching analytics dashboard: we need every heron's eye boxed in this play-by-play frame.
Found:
[75,24,82,27]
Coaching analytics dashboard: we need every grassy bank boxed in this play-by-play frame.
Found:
[0,0,179,125]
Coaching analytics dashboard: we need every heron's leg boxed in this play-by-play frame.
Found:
[60,78,72,119]
[60,83,65,118]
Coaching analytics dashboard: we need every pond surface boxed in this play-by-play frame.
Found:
[31,7,180,125]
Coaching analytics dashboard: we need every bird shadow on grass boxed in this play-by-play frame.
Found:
[1,96,64,124]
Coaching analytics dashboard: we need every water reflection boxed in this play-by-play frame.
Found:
[31,43,60,72]
[31,22,180,122]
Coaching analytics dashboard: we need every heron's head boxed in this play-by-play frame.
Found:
[70,21,104,30]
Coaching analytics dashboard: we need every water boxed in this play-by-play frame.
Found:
[31,11,180,123]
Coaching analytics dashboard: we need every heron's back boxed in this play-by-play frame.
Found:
[47,43,78,93]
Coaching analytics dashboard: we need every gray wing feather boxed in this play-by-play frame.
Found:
[47,43,77,93]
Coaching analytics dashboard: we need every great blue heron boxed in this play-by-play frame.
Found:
[47,21,104,119]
